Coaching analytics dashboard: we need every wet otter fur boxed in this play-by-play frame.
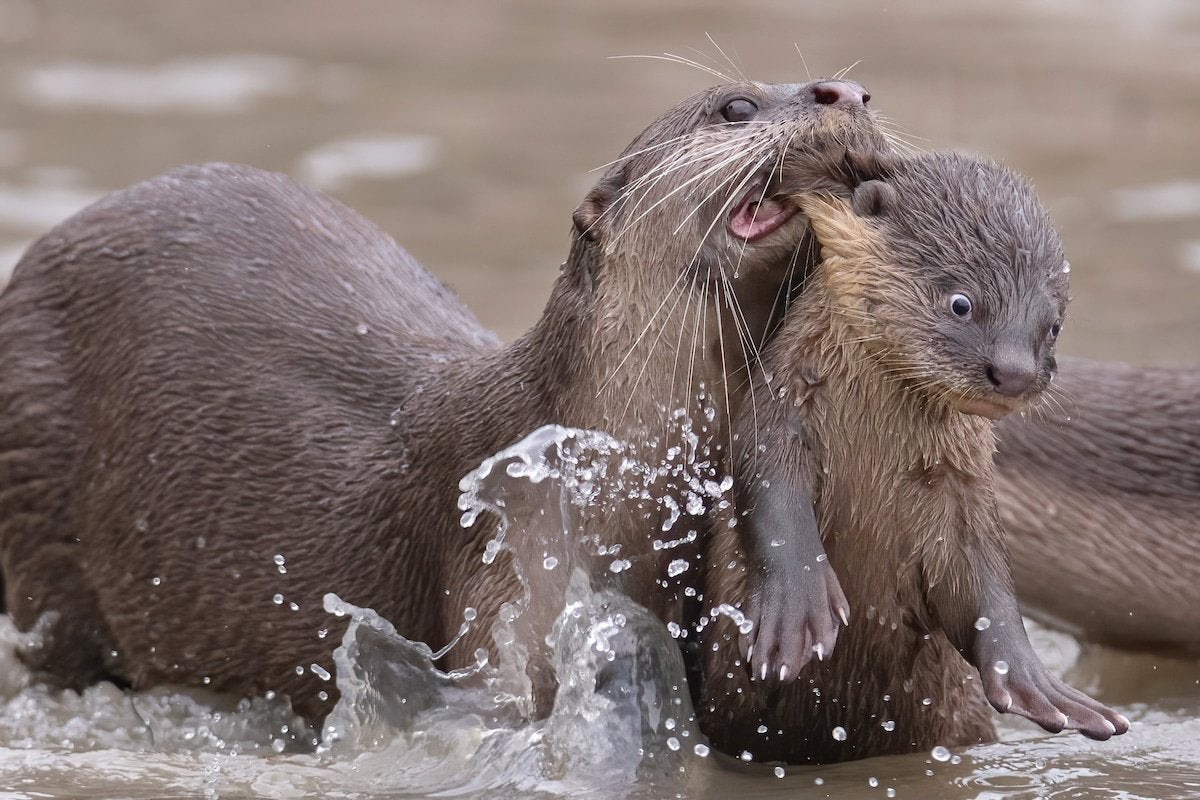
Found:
[996,358,1200,652]
[700,153,1128,763]
[0,79,886,722]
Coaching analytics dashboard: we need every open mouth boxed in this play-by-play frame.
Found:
[728,181,798,242]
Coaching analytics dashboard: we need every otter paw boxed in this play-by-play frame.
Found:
[981,658,1130,740]
[742,562,849,684]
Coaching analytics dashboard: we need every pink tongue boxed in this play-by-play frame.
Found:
[729,193,796,241]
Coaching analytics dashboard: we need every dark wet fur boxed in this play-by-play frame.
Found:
[996,357,1200,652]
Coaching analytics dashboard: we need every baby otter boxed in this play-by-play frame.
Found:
[701,153,1129,763]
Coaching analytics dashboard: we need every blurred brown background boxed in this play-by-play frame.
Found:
[1,0,1197,362]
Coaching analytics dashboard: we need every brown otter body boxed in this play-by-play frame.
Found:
[996,358,1200,651]
[0,79,886,722]
[700,154,1127,763]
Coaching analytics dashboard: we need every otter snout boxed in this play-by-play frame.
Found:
[985,349,1039,397]
[811,80,870,108]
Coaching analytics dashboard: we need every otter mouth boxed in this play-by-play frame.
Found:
[728,182,798,242]
[951,394,1021,420]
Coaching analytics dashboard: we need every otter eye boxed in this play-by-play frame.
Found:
[1050,320,1062,339]
[949,293,972,318]
[721,98,759,123]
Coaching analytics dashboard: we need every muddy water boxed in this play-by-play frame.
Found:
[0,1,1197,798]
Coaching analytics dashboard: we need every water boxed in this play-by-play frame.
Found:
[1,425,1197,799]
[0,1,1197,797]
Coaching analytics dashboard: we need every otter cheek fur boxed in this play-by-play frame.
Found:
[701,153,1127,764]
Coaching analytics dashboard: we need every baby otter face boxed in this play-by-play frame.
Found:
[804,153,1070,419]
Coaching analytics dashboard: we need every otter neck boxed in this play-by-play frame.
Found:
[522,234,738,449]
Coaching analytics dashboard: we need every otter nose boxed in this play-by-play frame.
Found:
[985,353,1038,397]
[811,80,870,108]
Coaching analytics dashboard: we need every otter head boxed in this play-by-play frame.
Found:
[804,152,1069,419]
[560,79,888,424]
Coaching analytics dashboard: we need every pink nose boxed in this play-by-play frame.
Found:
[811,80,870,108]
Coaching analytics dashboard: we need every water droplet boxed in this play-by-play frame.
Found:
[667,558,689,577]
[609,558,631,573]
[294,665,304,675]
[774,766,785,778]
[869,777,879,787]
[814,777,824,785]
[463,607,477,621]
[739,750,753,762]
[134,515,149,533]
[289,601,300,611]
[993,660,1010,675]
[882,719,895,731]
[667,621,682,638]
[887,789,897,797]
[922,697,932,706]
[693,743,710,757]
[974,616,991,631]
[832,726,847,741]
[388,408,403,427]
[1062,262,1071,274]
[931,745,952,762]
[667,737,680,751]
[355,323,369,335]
[272,593,284,605]
[309,663,331,681]
[151,576,161,586]
[318,690,329,701]
[317,628,328,639]
[271,738,286,753]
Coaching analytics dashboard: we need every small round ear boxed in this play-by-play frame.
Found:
[572,164,629,242]
[850,180,898,218]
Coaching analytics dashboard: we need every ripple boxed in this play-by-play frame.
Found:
[18,55,302,114]
[295,134,440,191]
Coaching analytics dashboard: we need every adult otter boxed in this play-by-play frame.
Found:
[0,79,886,723]
[996,358,1200,652]
[700,153,1128,763]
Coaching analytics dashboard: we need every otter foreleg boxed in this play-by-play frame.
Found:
[926,520,1130,740]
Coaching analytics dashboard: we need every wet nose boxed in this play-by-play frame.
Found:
[811,80,870,108]
[985,353,1038,397]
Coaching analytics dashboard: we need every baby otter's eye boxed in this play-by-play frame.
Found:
[949,293,973,318]
[721,98,759,123]
[1050,320,1062,339]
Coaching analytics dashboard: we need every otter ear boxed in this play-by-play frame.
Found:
[573,164,629,242]
[851,180,898,218]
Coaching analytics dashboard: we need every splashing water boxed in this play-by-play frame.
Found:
[0,424,1194,798]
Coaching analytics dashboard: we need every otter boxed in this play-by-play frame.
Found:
[0,79,886,723]
[700,153,1129,763]
[995,358,1200,652]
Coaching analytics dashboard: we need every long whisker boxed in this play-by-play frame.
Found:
[597,266,693,397]
[609,53,733,84]
[793,43,813,82]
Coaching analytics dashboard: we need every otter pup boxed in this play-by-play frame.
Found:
[0,79,886,722]
[701,153,1129,763]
